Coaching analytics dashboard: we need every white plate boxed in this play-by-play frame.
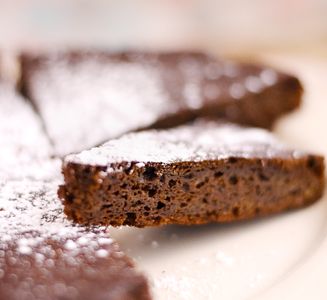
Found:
[110,53,327,300]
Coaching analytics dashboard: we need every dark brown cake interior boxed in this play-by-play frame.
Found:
[59,121,325,227]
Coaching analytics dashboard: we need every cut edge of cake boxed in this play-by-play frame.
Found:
[59,121,325,227]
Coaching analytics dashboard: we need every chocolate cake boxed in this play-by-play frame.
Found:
[0,180,151,300]
[59,120,324,227]
[0,83,60,181]
[20,51,302,156]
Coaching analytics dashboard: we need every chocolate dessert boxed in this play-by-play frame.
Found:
[21,51,302,156]
[0,180,151,300]
[59,120,324,227]
[0,83,60,181]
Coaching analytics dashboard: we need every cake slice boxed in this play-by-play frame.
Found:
[0,180,151,300]
[0,230,151,300]
[20,51,302,156]
[59,120,324,227]
[0,83,60,181]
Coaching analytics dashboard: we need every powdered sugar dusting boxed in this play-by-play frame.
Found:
[0,179,147,299]
[0,228,127,299]
[244,76,264,93]
[0,158,62,182]
[0,84,50,159]
[28,54,177,155]
[24,52,282,156]
[66,121,301,167]
[229,82,246,99]
[0,179,115,252]
[0,180,69,235]
[260,69,278,86]
[0,83,60,181]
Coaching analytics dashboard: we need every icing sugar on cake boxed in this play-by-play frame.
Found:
[0,180,68,235]
[60,120,324,227]
[66,120,301,167]
[0,83,60,181]
[0,180,151,300]
[22,53,176,155]
[21,51,302,156]
[0,84,51,159]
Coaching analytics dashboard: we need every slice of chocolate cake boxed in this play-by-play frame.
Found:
[0,180,151,300]
[0,230,151,300]
[0,83,60,181]
[59,120,324,227]
[20,51,302,156]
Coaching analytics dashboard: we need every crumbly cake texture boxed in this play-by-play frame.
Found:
[20,51,302,156]
[0,180,151,300]
[0,83,60,181]
[60,121,325,227]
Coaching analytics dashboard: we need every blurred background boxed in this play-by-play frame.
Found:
[0,0,326,55]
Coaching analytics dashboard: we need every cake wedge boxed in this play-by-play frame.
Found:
[21,51,302,156]
[59,120,325,227]
[0,180,151,300]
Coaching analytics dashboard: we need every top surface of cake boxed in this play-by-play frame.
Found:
[0,180,150,300]
[0,83,59,181]
[65,121,304,167]
[0,83,51,159]
[0,180,67,235]
[21,51,301,155]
